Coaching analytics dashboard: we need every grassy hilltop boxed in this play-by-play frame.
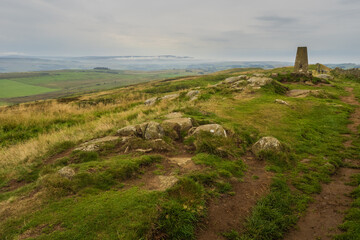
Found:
[1,66,360,239]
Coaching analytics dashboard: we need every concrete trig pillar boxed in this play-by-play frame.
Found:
[294,47,308,73]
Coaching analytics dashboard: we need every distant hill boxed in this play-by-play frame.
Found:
[0,55,292,73]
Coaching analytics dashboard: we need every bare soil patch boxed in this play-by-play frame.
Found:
[196,153,273,240]
[123,154,201,191]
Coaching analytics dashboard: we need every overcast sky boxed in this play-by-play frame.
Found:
[0,0,359,63]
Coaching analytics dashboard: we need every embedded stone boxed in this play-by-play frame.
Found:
[252,136,282,155]
[191,124,227,137]
[58,167,75,179]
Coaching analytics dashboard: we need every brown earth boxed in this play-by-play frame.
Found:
[196,153,273,240]
[284,87,360,240]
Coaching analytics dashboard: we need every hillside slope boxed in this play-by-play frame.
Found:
[1,67,360,240]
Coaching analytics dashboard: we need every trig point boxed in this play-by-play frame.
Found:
[294,46,308,73]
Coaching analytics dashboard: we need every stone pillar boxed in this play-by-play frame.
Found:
[294,47,308,73]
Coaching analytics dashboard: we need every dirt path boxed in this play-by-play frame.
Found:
[196,153,273,240]
[284,87,360,240]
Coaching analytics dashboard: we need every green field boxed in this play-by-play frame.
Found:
[0,69,200,104]
[0,79,59,98]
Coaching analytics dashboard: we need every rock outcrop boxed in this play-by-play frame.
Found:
[161,118,193,139]
[252,136,282,155]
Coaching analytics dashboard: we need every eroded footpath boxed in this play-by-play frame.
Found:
[284,87,360,240]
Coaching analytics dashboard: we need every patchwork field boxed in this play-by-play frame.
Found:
[0,69,200,104]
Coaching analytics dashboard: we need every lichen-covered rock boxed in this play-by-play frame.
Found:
[252,136,282,155]
[247,77,273,87]
[117,125,140,137]
[191,124,227,137]
[161,118,193,139]
[58,167,75,179]
[144,121,165,140]
[186,90,200,101]
[144,97,159,106]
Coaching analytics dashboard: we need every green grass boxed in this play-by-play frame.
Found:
[0,188,161,240]
[1,67,360,240]
[0,79,59,98]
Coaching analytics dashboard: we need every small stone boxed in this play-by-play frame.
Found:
[58,167,75,179]
[274,99,289,105]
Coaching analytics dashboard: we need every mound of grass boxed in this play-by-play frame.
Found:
[41,155,162,198]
